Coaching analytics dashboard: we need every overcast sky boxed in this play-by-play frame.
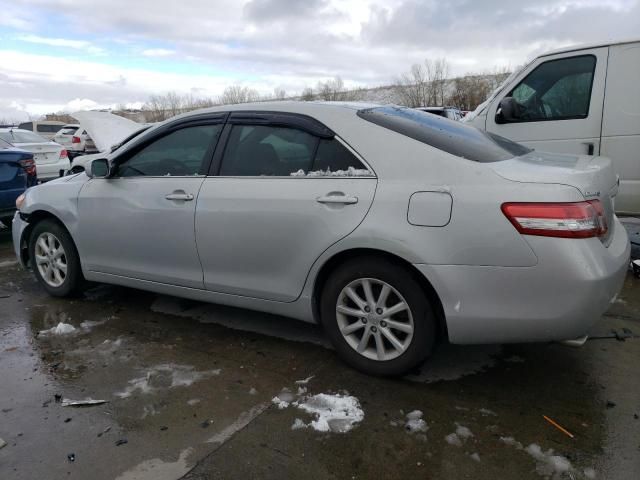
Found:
[1,0,638,120]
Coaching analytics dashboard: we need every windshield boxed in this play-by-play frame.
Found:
[0,130,49,144]
[358,106,531,162]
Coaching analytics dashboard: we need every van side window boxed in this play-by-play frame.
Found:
[508,55,596,122]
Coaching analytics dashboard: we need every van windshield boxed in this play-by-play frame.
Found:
[357,106,531,162]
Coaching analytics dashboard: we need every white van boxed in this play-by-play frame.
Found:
[17,121,66,141]
[465,38,640,215]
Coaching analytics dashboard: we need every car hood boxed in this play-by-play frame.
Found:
[72,111,141,153]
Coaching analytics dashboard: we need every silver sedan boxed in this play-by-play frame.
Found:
[12,102,630,375]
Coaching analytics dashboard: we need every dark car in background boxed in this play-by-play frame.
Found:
[0,138,37,229]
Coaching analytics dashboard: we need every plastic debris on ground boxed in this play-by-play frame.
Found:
[61,398,108,407]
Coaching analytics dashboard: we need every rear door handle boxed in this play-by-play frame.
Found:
[316,194,358,205]
[165,192,194,201]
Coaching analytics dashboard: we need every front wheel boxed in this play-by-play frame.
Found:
[320,257,436,376]
[28,219,85,297]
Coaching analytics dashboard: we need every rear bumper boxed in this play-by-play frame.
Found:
[415,216,631,344]
[36,159,71,180]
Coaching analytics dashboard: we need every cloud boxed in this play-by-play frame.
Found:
[141,48,175,57]
[17,34,105,55]
[2,0,639,116]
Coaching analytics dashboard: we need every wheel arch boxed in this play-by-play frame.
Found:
[19,210,72,267]
[311,248,448,342]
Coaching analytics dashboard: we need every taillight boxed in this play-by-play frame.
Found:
[501,201,608,239]
[20,156,37,176]
[72,136,81,144]
[60,149,68,158]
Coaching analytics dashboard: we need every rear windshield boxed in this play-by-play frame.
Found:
[357,106,531,162]
[59,127,79,135]
[0,130,48,144]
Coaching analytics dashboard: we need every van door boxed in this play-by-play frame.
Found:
[600,42,640,214]
[486,48,608,156]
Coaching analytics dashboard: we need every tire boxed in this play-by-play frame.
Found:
[320,257,436,376]
[28,219,85,297]
[0,217,12,230]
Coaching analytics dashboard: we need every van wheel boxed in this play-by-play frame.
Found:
[320,257,435,376]
[28,219,85,297]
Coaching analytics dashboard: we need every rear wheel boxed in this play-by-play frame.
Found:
[28,219,85,297]
[320,257,436,376]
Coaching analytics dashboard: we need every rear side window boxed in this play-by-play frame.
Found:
[219,125,370,176]
[18,122,33,131]
[220,125,318,176]
[312,138,365,173]
[37,124,63,133]
[357,106,531,162]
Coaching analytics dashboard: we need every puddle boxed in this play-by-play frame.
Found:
[114,448,193,480]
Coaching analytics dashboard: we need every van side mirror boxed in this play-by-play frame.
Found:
[88,158,110,178]
[495,97,519,124]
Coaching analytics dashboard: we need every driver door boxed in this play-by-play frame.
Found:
[486,47,608,155]
[76,122,224,288]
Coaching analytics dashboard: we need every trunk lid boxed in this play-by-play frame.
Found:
[15,142,62,165]
[492,151,618,243]
[72,111,141,153]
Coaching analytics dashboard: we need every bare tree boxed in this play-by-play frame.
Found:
[393,58,450,107]
[142,91,218,122]
[300,87,315,101]
[273,88,287,101]
[218,85,260,105]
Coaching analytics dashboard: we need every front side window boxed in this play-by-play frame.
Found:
[508,55,596,121]
[117,125,222,177]
[220,125,317,176]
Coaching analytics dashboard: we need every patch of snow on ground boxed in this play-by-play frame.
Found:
[187,399,201,406]
[38,322,76,336]
[295,375,314,385]
[291,418,306,430]
[469,453,481,462]
[583,467,597,479]
[499,436,523,449]
[115,364,220,398]
[295,393,364,433]
[249,387,258,395]
[479,408,497,416]
[504,355,525,363]
[524,443,573,477]
[404,410,428,433]
[445,433,463,447]
[456,425,474,439]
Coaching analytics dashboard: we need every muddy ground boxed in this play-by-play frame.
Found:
[0,221,639,480]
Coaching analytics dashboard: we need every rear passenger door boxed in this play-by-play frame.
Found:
[195,112,377,302]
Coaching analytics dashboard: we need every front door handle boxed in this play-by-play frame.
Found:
[165,191,194,201]
[316,194,358,205]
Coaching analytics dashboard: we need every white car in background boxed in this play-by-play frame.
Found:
[53,124,98,156]
[0,129,70,181]
[68,111,149,173]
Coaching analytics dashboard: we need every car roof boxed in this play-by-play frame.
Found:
[540,37,640,57]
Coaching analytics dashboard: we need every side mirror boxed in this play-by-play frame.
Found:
[495,97,519,124]
[88,158,110,178]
